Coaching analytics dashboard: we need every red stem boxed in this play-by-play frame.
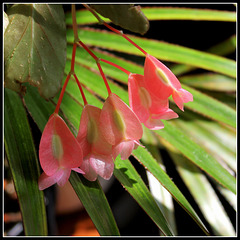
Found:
[73,73,88,105]
[71,43,77,72]
[103,22,147,56]
[77,40,112,95]
[100,58,131,75]
[54,74,71,114]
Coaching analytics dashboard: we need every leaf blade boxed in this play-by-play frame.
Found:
[4,88,48,236]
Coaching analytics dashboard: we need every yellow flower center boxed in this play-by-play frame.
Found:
[156,68,170,86]
[87,118,98,144]
[139,87,152,108]
[113,110,126,132]
[52,134,63,160]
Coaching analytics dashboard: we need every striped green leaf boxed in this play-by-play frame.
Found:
[4,88,48,236]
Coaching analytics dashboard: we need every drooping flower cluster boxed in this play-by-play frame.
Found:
[38,9,193,190]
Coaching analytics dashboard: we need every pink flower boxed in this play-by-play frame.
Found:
[99,93,143,160]
[144,54,193,111]
[77,105,114,181]
[38,113,84,190]
[128,73,178,130]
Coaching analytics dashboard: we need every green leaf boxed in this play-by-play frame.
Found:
[69,172,120,236]
[65,7,236,25]
[89,4,149,35]
[67,28,236,78]
[4,88,47,236]
[4,4,67,99]
[171,35,236,76]
[179,84,236,127]
[155,121,236,194]
[141,7,236,22]
[114,157,174,236]
[132,145,209,235]
[179,73,236,92]
[172,113,236,171]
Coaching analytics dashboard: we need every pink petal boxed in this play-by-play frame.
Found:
[72,167,85,174]
[77,105,112,156]
[144,54,182,100]
[151,108,179,120]
[89,154,114,180]
[38,168,65,190]
[57,168,71,187]
[144,117,165,130]
[100,93,143,145]
[172,88,193,111]
[128,74,150,123]
[39,114,83,176]
[113,140,136,160]
[81,156,98,181]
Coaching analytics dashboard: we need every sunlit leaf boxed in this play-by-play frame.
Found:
[114,157,174,236]
[4,4,66,99]
[166,143,235,236]
[155,121,236,194]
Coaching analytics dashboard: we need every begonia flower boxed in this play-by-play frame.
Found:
[77,104,114,181]
[38,113,84,190]
[144,54,193,111]
[99,93,143,160]
[128,73,178,130]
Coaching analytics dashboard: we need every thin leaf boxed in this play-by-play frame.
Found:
[114,157,174,236]
[142,128,177,235]
[155,121,236,194]
[171,35,236,76]
[142,7,236,22]
[179,84,236,127]
[65,7,236,25]
[4,88,48,236]
[4,4,67,99]
[179,73,236,92]
[69,172,120,236]
[67,28,236,77]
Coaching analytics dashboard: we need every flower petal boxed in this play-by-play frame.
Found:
[100,93,143,145]
[89,154,114,180]
[128,74,150,123]
[144,117,165,130]
[81,156,98,181]
[72,167,85,174]
[39,114,83,176]
[151,108,179,120]
[57,168,71,187]
[38,168,65,190]
[113,140,136,160]
[172,88,193,111]
[77,105,112,156]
